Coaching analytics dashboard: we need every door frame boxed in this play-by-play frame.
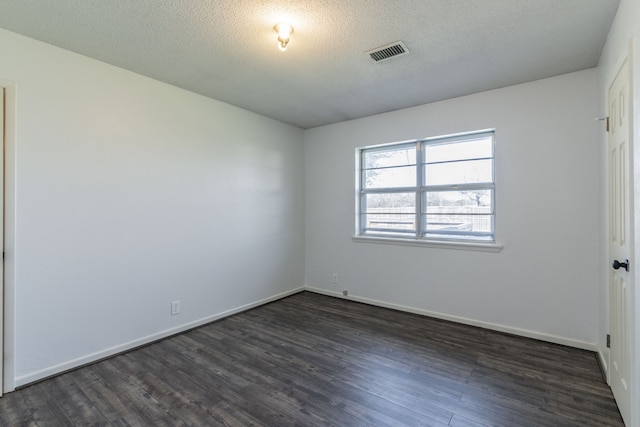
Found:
[631,38,640,427]
[0,81,16,394]
[607,39,639,427]
[0,86,4,398]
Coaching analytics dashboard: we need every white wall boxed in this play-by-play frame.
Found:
[0,28,305,387]
[305,69,600,349]
[597,0,640,424]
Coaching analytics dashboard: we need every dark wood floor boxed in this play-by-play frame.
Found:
[0,291,624,426]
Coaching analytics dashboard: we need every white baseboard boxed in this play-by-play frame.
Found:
[597,348,609,383]
[304,286,598,352]
[15,287,304,388]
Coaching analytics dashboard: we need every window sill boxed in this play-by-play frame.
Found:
[351,235,503,252]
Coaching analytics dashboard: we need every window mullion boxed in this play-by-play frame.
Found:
[358,149,366,235]
[362,186,419,194]
[415,141,424,238]
[423,183,495,192]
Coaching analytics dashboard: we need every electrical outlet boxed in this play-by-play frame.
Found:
[332,273,338,284]
[171,300,181,316]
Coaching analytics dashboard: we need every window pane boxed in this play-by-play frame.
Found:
[363,213,416,234]
[365,165,416,188]
[363,192,416,233]
[364,193,415,212]
[423,214,493,237]
[425,138,492,163]
[423,215,493,240]
[424,159,492,186]
[364,146,416,169]
[425,190,493,214]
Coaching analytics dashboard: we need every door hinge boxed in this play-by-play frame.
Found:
[596,116,610,132]
[606,334,611,348]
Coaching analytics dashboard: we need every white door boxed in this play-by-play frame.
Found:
[608,57,632,426]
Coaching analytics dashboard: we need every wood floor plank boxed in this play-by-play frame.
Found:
[0,291,625,426]
[42,376,107,425]
[92,358,182,426]
[21,380,79,426]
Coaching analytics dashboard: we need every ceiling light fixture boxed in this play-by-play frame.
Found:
[274,23,293,51]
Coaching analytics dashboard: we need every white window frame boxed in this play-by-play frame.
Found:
[354,130,502,252]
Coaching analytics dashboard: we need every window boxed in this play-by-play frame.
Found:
[357,130,495,243]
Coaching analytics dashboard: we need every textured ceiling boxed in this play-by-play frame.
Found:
[0,0,620,129]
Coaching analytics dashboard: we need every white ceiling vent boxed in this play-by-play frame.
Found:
[366,41,409,63]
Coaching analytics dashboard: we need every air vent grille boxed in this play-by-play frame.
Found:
[366,41,409,62]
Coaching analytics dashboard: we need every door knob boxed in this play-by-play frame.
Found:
[612,259,629,271]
